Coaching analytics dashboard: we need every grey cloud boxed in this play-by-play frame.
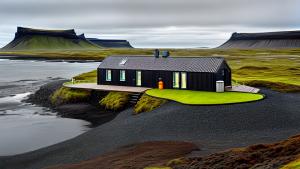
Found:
[0,0,299,48]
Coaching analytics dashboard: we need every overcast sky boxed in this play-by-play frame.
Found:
[0,0,299,48]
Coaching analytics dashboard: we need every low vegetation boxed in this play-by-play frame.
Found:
[72,70,97,83]
[134,94,167,114]
[46,141,197,169]
[99,91,130,111]
[10,48,297,93]
[146,89,264,105]
[243,80,300,93]
[170,134,300,169]
[0,48,153,60]
[50,87,91,106]
[2,48,300,60]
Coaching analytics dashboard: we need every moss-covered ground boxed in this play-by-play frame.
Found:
[134,94,167,114]
[72,70,97,83]
[99,92,130,111]
[146,89,264,105]
[50,87,91,106]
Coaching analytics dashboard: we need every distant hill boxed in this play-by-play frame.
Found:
[2,27,100,50]
[87,38,133,48]
[218,30,300,49]
[78,34,133,48]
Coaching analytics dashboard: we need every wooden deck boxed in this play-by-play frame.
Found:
[63,83,151,93]
[225,85,260,93]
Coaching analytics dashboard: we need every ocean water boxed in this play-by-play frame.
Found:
[0,58,100,156]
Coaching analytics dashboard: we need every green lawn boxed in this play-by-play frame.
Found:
[146,89,264,105]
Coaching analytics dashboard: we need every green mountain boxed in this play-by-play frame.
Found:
[2,27,101,50]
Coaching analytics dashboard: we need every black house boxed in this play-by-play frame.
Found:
[97,55,231,91]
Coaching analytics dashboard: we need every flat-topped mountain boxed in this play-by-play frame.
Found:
[2,27,100,50]
[218,30,300,49]
[1,27,133,50]
[87,38,133,48]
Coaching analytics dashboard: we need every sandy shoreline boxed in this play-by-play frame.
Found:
[0,84,299,169]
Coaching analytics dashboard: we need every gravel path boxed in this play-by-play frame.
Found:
[0,89,299,169]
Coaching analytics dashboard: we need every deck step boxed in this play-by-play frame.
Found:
[128,93,143,105]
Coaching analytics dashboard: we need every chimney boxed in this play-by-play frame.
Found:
[162,51,170,58]
[154,49,160,58]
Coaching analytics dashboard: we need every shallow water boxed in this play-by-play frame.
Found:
[0,58,100,156]
[0,59,99,82]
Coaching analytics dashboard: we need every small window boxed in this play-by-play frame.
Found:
[136,71,142,86]
[106,70,111,81]
[181,72,187,89]
[120,70,126,81]
[173,72,180,88]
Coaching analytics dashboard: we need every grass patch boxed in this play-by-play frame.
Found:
[146,89,264,105]
[134,94,167,114]
[238,66,270,70]
[50,87,91,106]
[281,159,300,169]
[72,70,97,83]
[99,92,129,111]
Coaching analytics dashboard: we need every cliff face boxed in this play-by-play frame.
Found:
[2,27,100,50]
[87,38,133,48]
[14,27,78,39]
[218,30,300,49]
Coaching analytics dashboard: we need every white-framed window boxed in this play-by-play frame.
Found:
[173,72,180,88]
[120,70,126,81]
[181,72,187,89]
[136,71,142,86]
[106,69,112,81]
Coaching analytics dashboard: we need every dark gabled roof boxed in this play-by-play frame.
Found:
[98,56,226,73]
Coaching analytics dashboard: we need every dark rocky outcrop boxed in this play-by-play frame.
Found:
[14,27,78,39]
[26,79,67,107]
[26,80,118,127]
[218,30,300,49]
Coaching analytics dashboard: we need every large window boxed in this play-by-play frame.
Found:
[173,72,180,88]
[106,69,111,81]
[181,72,187,89]
[120,70,126,81]
[136,71,142,86]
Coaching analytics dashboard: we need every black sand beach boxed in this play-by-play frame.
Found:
[0,87,299,169]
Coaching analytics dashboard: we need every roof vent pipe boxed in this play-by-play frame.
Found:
[154,49,160,58]
[162,51,170,58]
